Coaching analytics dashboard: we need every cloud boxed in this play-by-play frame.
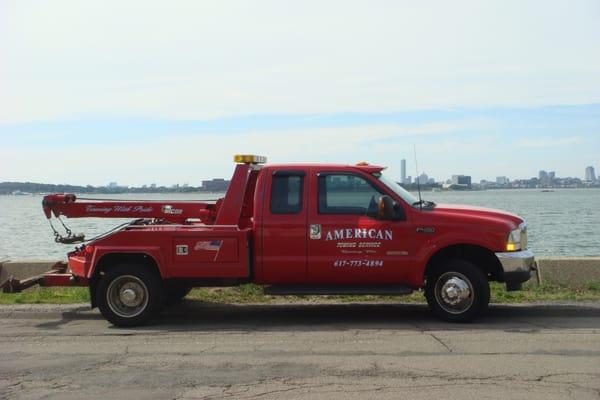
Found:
[0,119,486,185]
[1,1,600,123]
[517,136,583,148]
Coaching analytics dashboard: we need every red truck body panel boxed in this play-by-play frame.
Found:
[81,226,251,279]
[40,160,523,290]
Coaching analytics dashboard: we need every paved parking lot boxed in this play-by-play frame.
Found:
[1,301,599,399]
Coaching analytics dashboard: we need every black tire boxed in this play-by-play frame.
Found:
[96,264,164,327]
[425,259,490,322]
[164,285,192,306]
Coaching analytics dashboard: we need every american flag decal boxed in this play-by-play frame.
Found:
[194,240,222,251]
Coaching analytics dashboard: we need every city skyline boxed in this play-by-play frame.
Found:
[399,161,598,186]
[2,164,598,190]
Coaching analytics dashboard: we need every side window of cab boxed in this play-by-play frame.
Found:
[270,171,304,214]
[318,174,382,215]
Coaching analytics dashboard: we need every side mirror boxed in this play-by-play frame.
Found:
[378,195,405,220]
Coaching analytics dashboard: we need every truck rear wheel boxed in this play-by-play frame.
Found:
[425,259,490,322]
[96,264,163,327]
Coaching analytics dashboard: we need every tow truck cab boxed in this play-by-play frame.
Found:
[31,155,536,326]
[254,162,534,291]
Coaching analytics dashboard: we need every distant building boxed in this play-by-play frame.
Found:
[538,170,550,187]
[150,183,157,189]
[400,159,407,184]
[202,178,230,192]
[479,180,496,189]
[108,182,118,188]
[585,166,596,182]
[451,175,472,189]
[496,176,509,186]
[415,173,429,185]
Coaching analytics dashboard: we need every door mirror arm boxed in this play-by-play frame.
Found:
[392,202,406,221]
[378,195,406,220]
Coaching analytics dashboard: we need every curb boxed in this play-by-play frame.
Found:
[1,301,600,320]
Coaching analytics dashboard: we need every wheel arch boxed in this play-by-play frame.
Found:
[424,244,502,284]
[89,252,161,308]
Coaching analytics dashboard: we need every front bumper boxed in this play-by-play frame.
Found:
[495,249,536,289]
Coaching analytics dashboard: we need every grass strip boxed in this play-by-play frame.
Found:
[1,281,599,305]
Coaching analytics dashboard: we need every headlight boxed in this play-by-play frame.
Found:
[506,228,522,251]
[506,223,527,251]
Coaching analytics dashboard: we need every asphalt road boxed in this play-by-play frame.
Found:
[1,301,600,400]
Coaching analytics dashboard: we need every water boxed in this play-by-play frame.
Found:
[424,189,600,257]
[0,190,598,260]
[0,193,220,261]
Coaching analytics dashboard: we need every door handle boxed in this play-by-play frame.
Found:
[310,224,321,240]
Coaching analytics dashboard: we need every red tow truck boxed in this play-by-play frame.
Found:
[2,155,536,326]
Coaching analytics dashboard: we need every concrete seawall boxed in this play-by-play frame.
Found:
[0,260,60,285]
[537,257,600,287]
[1,258,600,289]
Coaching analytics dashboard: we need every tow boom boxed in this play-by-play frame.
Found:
[41,162,258,244]
[42,194,218,224]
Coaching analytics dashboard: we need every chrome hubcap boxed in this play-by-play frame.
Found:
[435,272,474,314]
[120,287,140,307]
[107,275,149,318]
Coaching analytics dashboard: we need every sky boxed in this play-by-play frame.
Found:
[1,0,599,186]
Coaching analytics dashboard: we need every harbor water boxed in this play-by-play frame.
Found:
[0,189,598,260]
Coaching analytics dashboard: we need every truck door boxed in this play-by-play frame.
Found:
[307,170,410,284]
[260,170,308,283]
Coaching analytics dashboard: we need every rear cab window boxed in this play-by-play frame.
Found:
[270,171,304,214]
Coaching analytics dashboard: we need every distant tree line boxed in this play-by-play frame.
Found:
[400,183,443,191]
[0,182,223,195]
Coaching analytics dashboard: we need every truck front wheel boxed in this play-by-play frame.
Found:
[425,259,490,322]
[96,264,163,327]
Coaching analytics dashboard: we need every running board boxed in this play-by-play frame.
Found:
[264,285,413,296]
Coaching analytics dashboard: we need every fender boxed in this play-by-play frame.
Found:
[405,229,504,287]
[87,246,167,279]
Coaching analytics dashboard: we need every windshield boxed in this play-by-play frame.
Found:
[376,173,420,206]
